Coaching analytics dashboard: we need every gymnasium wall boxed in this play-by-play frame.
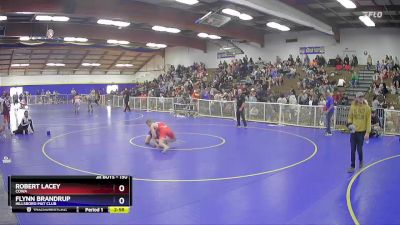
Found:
[132,54,165,82]
[165,28,400,68]
[0,74,135,94]
[0,54,166,94]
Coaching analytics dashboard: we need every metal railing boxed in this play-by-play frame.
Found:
[26,94,92,105]
[104,96,398,135]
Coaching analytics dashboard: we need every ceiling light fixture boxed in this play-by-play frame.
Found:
[35,15,70,21]
[175,0,199,5]
[336,0,356,9]
[359,15,375,27]
[239,13,253,21]
[64,37,88,42]
[146,43,168,49]
[197,33,221,39]
[266,22,290,31]
[222,8,253,21]
[82,63,101,67]
[11,64,30,67]
[198,33,209,38]
[107,39,130,45]
[0,16,7,21]
[46,63,65,67]
[115,64,133,67]
[208,35,222,39]
[97,19,130,27]
[19,36,30,41]
[152,25,181,33]
[222,8,241,17]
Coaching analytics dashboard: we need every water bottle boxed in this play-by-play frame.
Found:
[2,156,11,164]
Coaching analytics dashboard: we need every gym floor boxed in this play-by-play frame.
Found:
[0,104,399,225]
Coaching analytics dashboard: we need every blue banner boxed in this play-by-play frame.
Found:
[299,46,325,54]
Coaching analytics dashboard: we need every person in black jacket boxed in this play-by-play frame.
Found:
[236,89,247,128]
[13,111,34,135]
[123,88,131,112]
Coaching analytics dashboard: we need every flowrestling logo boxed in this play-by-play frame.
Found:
[2,156,11,163]
[363,11,383,18]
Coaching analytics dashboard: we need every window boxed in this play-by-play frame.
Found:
[106,85,118,94]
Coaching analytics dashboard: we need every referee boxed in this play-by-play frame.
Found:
[236,89,247,128]
[347,92,371,173]
[123,88,131,112]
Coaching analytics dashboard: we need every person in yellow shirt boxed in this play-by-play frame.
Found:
[347,92,371,173]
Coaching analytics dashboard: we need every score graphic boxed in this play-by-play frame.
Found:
[8,176,132,213]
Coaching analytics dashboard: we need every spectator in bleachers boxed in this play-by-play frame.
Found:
[370,110,381,137]
[333,90,343,105]
[376,60,382,73]
[351,71,359,87]
[298,90,309,105]
[344,55,350,66]
[335,55,343,70]
[367,54,373,70]
[392,71,400,93]
[12,93,18,105]
[296,55,302,66]
[288,90,297,105]
[277,94,287,104]
[351,55,358,67]
[372,95,381,111]
[304,55,310,67]
[394,56,399,71]
[380,83,389,96]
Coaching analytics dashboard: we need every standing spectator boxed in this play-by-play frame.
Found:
[236,89,247,128]
[2,93,11,130]
[351,55,358,67]
[13,92,18,105]
[324,91,334,136]
[380,83,389,96]
[347,92,371,173]
[371,95,381,111]
[277,94,288,104]
[367,55,373,70]
[351,71,359,87]
[298,91,309,105]
[393,56,399,71]
[392,72,400,93]
[303,55,310,67]
[344,55,350,66]
[370,110,381,137]
[123,88,131,112]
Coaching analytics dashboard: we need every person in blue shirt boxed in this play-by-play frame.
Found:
[324,91,334,136]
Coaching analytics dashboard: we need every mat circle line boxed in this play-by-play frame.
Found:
[346,154,400,225]
[42,123,318,182]
[129,132,225,151]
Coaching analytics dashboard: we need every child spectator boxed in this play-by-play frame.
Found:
[351,71,359,87]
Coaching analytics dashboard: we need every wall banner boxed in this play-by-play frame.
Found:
[299,46,325,55]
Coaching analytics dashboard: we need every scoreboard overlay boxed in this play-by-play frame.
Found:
[8,175,132,213]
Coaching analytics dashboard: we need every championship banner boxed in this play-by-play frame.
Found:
[217,51,236,59]
[299,46,325,55]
